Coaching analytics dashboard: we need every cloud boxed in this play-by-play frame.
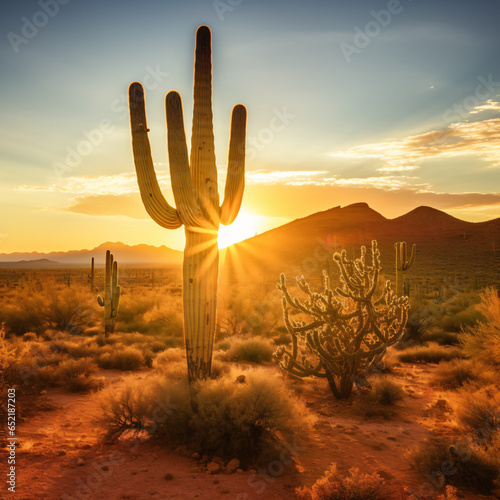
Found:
[469,99,500,115]
[330,117,500,168]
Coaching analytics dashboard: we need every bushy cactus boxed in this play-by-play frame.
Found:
[97,250,120,336]
[274,241,409,399]
[395,241,416,297]
[128,26,247,381]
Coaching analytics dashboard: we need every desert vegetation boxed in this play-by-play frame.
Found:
[3,247,500,499]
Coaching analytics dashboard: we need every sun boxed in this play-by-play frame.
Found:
[218,211,260,248]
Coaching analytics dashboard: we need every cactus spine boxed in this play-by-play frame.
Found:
[88,257,95,293]
[128,26,247,382]
[97,250,121,336]
[395,241,416,297]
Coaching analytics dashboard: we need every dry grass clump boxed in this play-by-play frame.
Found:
[0,282,99,335]
[370,377,405,406]
[225,337,274,364]
[410,437,499,494]
[460,287,500,365]
[397,343,463,364]
[97,346,145,370]
[96,368,312,465]
[296,463,386,500]
[433,359,495,390]
[116,289,183,336]
[452,387,500,439]
[40,357,103,392]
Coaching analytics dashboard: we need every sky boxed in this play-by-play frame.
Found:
[1,0,500,253]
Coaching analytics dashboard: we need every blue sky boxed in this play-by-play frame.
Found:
[1,0,500,252]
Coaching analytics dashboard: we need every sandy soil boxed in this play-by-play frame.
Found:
[5,363,500,500]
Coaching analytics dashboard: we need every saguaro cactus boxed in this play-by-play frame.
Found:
[395,241,416,297]
[128,25,247,381]
[97,250,121,336]
[88,257,95,293]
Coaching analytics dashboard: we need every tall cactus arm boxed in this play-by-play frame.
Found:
[165,91,206,229]
[129,82,182,229]
[220,104,247,225]
[190,26,219,223]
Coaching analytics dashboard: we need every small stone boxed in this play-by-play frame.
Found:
[164,473,174,481]
[201,454,209,463]
[235,375,246,384]
[207,462,220,474]
[213,479,220,485]
[77,458,85,466]
[40,390,47,395]
[191,452,201,460]
[377,470,393,481]
[236,469,244,474]
[80,444,92,450]
[141,468,149,473]
[57,451,66,456]
[225,458,240,474]
[212,456,225,467]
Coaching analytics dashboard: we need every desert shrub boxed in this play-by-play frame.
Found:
[98,347,145,370]
[215,340,231,352]
[116,290,183,336]
[226,337,274,363]
[0,283,99,335]
[411,437,499,493]
[370,377,404,406]
[23,332,38,342]
[403,298,435,343]
[209,358,231,379]
[44,357,103,392]
[153,347,185,367]
[460,287,500,365]
[433,359,494,390]
[434,290,482,332]
[97,369,312,465]
[421,329,459,346]
[453,388,500,439]
[296,463,386,500]
[398,343,463,364]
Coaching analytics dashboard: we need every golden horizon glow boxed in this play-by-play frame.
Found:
[218,211,261,249]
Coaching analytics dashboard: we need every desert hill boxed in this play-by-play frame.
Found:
[221,203,500,292]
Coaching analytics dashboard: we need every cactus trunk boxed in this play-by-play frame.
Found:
[184,230,219,380]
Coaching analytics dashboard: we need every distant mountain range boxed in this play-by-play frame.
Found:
[0,242,183,267]
[2,204,500,291]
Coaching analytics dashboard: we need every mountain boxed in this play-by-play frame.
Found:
[221,203,500,292]
[0,242,183,266]
[0,259,61,269]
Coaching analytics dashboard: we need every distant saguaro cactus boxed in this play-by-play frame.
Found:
[395,241,415,297]
[88,257,95,293]
[128,26,247,381]
[97,250,120,336]
[275,241,409,399]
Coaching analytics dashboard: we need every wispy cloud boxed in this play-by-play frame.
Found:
[469,98,500,115]
[330,117,500,168]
